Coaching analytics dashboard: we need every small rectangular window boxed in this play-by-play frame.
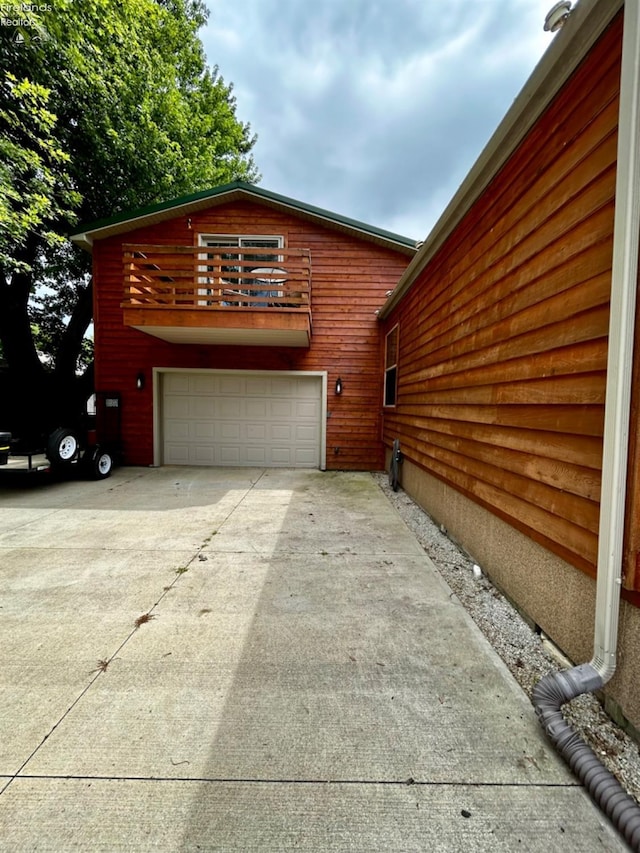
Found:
[384,324,399,407]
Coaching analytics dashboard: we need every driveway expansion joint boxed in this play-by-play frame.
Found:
[0,773,583,789]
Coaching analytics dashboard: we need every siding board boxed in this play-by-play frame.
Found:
[405,320,608,388]
[400,425,600,502]
[389,404,604,437]
[390,415,602,469]
[398,373,606,406]
[404,440,598,572]
[400,209,615,365]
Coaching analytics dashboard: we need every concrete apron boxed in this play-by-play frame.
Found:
[0,467,628,851]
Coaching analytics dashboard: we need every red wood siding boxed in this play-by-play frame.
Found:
[93,200,409,470]
[382,15,623,582]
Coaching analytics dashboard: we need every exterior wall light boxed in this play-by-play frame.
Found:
[136,372,145,390]
[335,377,343,395]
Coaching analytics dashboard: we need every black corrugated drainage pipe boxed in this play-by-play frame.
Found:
[532,1,640,849]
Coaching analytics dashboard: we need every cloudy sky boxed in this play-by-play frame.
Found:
[201,0,557,242]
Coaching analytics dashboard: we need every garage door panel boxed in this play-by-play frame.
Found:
[162,372,322,468]
[194,446,216,464]
[164,444,190,464]
[165,420,190,441]
[194,422,215,440]
[218,397,241,418]
[219,376,244,395]
[165,374,191,394]
[270,377,295,394]
[270,400,294,418]
[297,381,319,398]
[219,446,241,464]
[247,424,266,440]
[296,425,317,441]
[246,377,268,395]
[271,424,292,440]
[165,397,191,419]
[219,423,241,440]
[295,401,320,418]
[191,375,219,395]
[193,398,216,418]
[246,446,267,464]
[246,400,268,418]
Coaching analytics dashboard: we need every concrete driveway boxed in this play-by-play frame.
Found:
[0,466,628,851]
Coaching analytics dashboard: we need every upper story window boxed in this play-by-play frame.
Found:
[197,235,286,305]
[384,324,399,407]
[200,235,283,281]
[202,235,283,248]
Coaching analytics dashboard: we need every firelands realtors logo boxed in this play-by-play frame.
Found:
[1,3,51,36]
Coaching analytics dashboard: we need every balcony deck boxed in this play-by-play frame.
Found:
[122,244,312,346]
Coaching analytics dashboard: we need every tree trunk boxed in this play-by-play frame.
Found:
[52,278,96,426]
[55,278,93,380]
[0,241,49,437]
[0,246,46,382]
[0,237,96,441]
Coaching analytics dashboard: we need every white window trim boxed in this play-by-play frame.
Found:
[197,235,285,303]
[199,234,284,263]
[199,234,284,248]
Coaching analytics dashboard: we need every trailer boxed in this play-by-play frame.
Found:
[0,392,122,481]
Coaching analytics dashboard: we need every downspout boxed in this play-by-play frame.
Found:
[532,1,640,847]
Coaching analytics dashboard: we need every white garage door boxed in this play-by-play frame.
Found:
[162,372,323,467]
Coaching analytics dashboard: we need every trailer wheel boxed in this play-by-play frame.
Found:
[89,448,113,480]
[46,428,79,465]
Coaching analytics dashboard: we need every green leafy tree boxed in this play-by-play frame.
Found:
[0,0,258,437]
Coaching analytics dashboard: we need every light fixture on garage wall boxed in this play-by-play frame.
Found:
[136,371,145,390]
[335,377,343,395]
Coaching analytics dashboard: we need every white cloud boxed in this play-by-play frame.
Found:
[202,0,557,239]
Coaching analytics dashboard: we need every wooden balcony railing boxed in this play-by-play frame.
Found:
[123,244,312,311]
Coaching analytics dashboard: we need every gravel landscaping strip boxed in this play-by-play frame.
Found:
[374,472,640,804]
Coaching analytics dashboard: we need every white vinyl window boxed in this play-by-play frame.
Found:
[201,235,283,276]
[198,235,284,304]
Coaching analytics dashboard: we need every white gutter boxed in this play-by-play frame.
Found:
[533,1,640,841]
[592,0,640,682]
